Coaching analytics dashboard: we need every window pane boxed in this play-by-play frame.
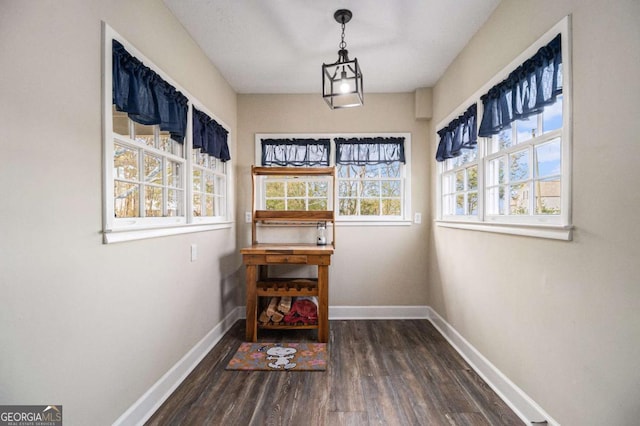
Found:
[543,95,563,133]
[166,161,182,188]
[205,174,214,195]
[442,173,454,195]
[535,178,561,215]
[468,191,478,215]
[443,194,454,216]
[339,180,358,197]
[287,199,305,210]
[338,164,362,178]
[308,199,327,211]
[339,199,357,215]
[454,147,477,166]
[287,181,305,197]
[492,127,513,153]
[144,154,162,184]
[193,193,202,216]
[114,181,139,217]
[114,144,138,180]
[145,186,163,217]
[158,132,171,152]
[133,122,155,147]
[193,169,201,192]
[365,164,381,178]
[509,150,529,182]
[486,186,506,215]
[456,194,465,215]
[380,163,401,178]
[467,166,478,190]
[487,157,506,186]
[266,199,285,210]
[381,180,401,197]
[167,189,183,217]
[382,199,401,216]
[309,181,328,197]
[535,138,561,178]
[205,195,214,216]
[516,116,537,142]
[509,183,530,215]
[266,181,285,197]
[362,181,380,197]
[360,199,380,215]
[455,170,465,191]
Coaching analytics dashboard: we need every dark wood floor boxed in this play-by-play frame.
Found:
[146,320,522,425]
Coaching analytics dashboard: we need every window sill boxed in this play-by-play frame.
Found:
[435,220,573,241]
[337,219,413,227]
[103,222,233,244]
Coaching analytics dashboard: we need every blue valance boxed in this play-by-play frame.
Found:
[436,104,477,162]
[112,40,188,143]
[193,108,230,162]
[478,34,562,137]
[261,139,330,166]
[335,137,405,165]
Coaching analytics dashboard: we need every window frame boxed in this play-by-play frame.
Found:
[255,133,412,226]
[102,23,233,243]
[435,16,572,240]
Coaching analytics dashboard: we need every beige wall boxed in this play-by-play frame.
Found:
[236,94,430,306]
[0,0,239,424]
[430,1,640,424]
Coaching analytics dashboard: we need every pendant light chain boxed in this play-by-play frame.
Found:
[340,21,347,50]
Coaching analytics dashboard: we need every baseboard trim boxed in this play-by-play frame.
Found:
[329,305,430,319]
[426,307,559,426]
[112,306,243,426]
[115,305,557,426]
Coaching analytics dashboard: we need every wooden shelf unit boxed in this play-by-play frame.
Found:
[241,166,336,342]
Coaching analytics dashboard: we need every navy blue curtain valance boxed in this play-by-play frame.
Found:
[478,34,562,137]
[436,104,477,162]
[335,137,406,165]
[112,40,188,143]
[261,139,330,166]
[193,108,230,162]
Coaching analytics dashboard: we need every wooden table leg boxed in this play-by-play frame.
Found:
[245,264,258,342]
[317,264,329,343]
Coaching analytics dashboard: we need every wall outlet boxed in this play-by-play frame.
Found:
[190,244,198,262]
[245,211,252,223]
[414,212,422,224]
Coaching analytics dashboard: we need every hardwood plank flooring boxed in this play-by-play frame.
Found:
[146,320,522,425]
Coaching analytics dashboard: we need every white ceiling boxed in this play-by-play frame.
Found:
[163,0,500,94]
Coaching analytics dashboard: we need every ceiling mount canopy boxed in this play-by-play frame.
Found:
[322,9,364,109]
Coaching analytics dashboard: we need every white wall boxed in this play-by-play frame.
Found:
[430,1,640,424]
[0,1,240,424]
[237,94,430,307]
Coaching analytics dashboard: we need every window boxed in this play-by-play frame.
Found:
[484,98,563,219]
[264,178,329,211]
[255,133,411,224]
[113,108,185,220]
[441,148,479,217]
[103,24,232,243]
[436,17,571,240]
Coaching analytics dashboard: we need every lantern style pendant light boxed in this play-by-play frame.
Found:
[322,9,364,109]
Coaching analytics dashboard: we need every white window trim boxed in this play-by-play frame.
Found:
[435,16,573,241]
[254,133,412,226]
[102,22,234,243]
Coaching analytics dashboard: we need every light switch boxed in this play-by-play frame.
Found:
[245,211,252,223]
[414,213,422,224]
[190,244,198,262]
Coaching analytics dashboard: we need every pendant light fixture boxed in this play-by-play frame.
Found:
[322,9,364,109]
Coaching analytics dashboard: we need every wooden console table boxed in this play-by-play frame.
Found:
[241,243,334,343]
